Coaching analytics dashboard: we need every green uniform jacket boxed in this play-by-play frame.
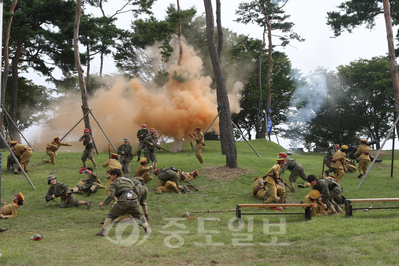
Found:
[103,177,138,205]
[80,134,94,150]
[45,182,72,202]
[117,143,134,163]
[129,176,148,206]
[137,128,150,142]
[354,144,371,161]
[143,135,157,150]
[158,167,180,187]
[312,178,339,201]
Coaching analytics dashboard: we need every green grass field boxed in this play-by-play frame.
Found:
[1,139,399,265]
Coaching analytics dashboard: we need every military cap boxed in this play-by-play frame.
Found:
[10,141,17,146]
[192,170,198,177]
[139,158,148,164]
[195,127,201,131]
[154,168,159,175]
[84,129,90,132]
[278,152,287,158]
[47,175,56,184]
[309,190,321,200]
[277,158,286,163]
[31,234,44,241]
[124,137,130,142]
[151,130,158,134]
[360,139,367,143]
[79,167,87,174]
[111,153,119,158]
[334,144,340,148]
[142,124,147,128]
[16,192,25,202]
[149,128,155,132]
[341,145,348,150]
[54,136,60,140]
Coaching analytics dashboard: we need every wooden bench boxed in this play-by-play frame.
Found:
[236,204,313,222]
[345,198,399,217]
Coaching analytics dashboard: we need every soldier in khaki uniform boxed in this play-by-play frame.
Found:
[192,127,204,164]
[45,175,91,209]
[96,169,151,236]
[263,158,286,204]
[79,129,97,168]
[117,137,135,176]
[72,167,100,196]
[253,177,270,202]
[135,158,154,183]
[307,174,345,215]
[143,130,158,168]
[303,190,329,216]
[136,124,150,161]
[324,144,340,176]
[154,167,185,194]
[330,145,348,181]
[0,192,25,219]
[354,139,371,179]
[10,141,33,173]
[179,170,198,181]
[103,153,123,196]
[44,136,73,165]
[278,152,307,193]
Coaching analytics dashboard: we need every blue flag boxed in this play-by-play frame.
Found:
[267,115,272,134]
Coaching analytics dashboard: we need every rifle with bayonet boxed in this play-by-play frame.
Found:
[177,169,198,191]
[153,143,174,154]
[147,158,157,176]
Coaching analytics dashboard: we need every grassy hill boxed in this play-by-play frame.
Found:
[1,139,399,265]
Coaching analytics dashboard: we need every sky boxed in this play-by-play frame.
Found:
[22,0,396,150]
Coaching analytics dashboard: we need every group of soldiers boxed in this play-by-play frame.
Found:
[1,124,203,235]
[252,138,372,216]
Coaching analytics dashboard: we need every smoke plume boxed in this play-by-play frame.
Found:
[32,39,243,152]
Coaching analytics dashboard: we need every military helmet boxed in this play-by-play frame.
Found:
[47,175,56,184]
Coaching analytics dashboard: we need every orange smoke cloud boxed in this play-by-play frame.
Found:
[33,40,243,152]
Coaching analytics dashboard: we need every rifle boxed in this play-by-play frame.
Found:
[46,190,82,202]
[188,133,205,147]
[178,170,198,191]
[153,143,174,154]
[147,158,157,176]
[341,160,348,172]
[264,174,291,190]
[108,144,110,158]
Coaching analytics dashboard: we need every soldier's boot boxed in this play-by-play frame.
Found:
[329,206,338,215]
[82,161,86,168]
[298,184,306,188]
[336,206,343,214]
[155,189,163,194]
[95,218,112,236]
[358,173,363,179]
[142,222,152,235]
[290,183,295,193]
[91,158,97,168]
[142,205,149,221]
[0,227,9,232]
[137,156,140,162]
[85,201,91,210]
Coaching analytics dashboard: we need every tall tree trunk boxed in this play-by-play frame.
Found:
[204,0,237,168]
[216,0,226,154]
[9,39,23,142]
[263,0,274,140]
[74,0,92,130]
[256,24,266,139]
[1,0,18,146]
[177,0,183,66]
[382,0,399,140]
[100,50,104,87]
